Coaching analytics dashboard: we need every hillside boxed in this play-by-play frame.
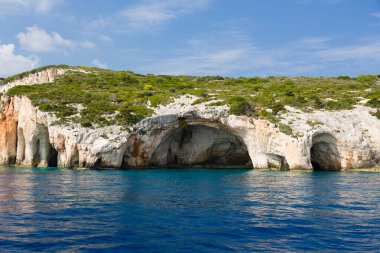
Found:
[3,65,380,130]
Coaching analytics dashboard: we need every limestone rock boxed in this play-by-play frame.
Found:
[0,68,66,94]
[0,69,379,170]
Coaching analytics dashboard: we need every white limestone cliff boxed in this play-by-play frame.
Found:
[0,69,379,170]
[0,68,67,94]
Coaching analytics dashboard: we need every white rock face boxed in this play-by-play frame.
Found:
[0,96,127,168]
[0,69,379,170]
[126,96,380,170]
[0,68,66,94]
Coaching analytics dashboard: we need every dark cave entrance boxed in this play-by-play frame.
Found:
[149,124,252,168]
[32,136,58,167]
[310,133,341,171]
[48,144,58,167]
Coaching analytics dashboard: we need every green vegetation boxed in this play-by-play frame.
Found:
[5,65,380,128]
[307,120,324,128]
[279,123,293,135]
[372,109,380,119]
[228,96,254,116]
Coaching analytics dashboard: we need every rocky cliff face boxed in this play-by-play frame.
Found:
[0,68,66,94]
[0,69,379,170]
[0,96,127,168]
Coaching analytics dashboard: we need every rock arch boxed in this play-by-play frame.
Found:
[310,132,341,171]
[148,123,252,168]
[28,126,58,167]
[267,154,290,170]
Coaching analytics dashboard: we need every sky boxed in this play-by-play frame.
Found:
[1,0,380,77]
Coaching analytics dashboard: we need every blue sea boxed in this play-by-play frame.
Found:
[1,167,380,252]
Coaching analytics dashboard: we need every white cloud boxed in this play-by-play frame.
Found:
[91,59,108,69]
[99,34,112,42]
[0,0,61,15]
[315,41,380,60]
[87,0,211,33]
[295,0,342,4]
[80,40,96,49]
[296,37,332,49]
[0,44,39,77]
[18,26,74,52]
[124,0,210,28]
[139,31,258,76]
[87,17,107,30]
[135,32,380,77]
[34,0,60,12]
[370,12,380,18]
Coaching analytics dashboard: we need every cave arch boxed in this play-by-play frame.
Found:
[267,154,290,170]
[30,126,59,167]
[310,133,341,171]
[149,124,252,168]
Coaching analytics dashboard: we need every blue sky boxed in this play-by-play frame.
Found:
[1,0,380,77]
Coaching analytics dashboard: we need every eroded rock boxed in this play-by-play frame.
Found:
[149,124,251,167]
[0,69,379,170]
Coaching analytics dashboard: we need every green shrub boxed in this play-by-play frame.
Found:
[337,76,351,80]
[356,75,378,85]
[192,97,210,105]
[279,124,293,135]
[285,91,294,97]
[228,96,254,116]
[144,84,153,90]
[81,121,92,127]
[366,98,380,108]
[372,109,380,119]
[284,80,295,86]
[312,96,324,109]
[38,103,53,111]
[207,101,224,107]
[271,103,285,115]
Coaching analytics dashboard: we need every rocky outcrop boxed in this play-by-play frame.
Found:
[0,68,66,94]
[0,69,379,170]
[122,97,380,170]
[0,96,127,168]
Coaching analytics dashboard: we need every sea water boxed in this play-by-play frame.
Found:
[1,167,380,252]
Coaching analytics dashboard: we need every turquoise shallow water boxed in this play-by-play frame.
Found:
[0,167,380,252]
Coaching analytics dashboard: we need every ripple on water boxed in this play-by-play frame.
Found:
[0,167,380,252]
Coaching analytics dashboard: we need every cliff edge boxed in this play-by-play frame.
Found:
[0,66,379,170]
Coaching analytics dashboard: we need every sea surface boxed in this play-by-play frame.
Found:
[0,167,380,252]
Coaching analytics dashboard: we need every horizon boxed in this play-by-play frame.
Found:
[3,64,380,80]
[1,0,380,78]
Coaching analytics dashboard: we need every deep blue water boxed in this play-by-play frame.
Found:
[1,167,380,252]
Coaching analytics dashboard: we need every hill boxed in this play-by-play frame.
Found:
[3,65,379,129]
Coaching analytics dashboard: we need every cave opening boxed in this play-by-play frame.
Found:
[267,154,290,170]
[32,139,41,167]
[47,144,58,167]
[69,148,80,168]
[149,124,252,168]
[310,133,341,171]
